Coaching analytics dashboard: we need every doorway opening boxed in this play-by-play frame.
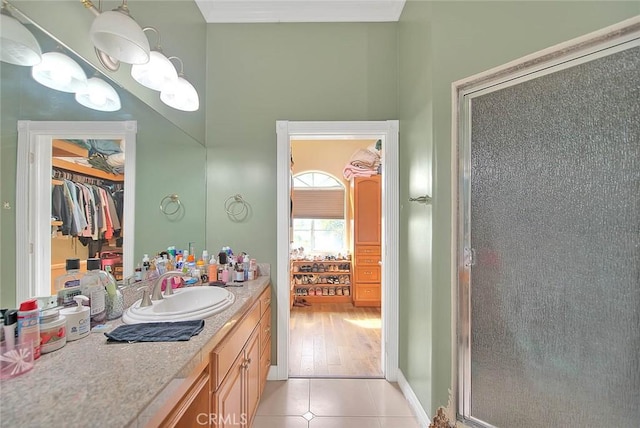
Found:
[275,120,399,382]
[289,144,382,378]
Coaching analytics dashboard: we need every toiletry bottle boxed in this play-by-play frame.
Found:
[3,310,18,350]
[55,258,84,307]
[135,263,142,282]
[221,264,230,283]
[104,266,123,320]
[235,263,244,282]
[208,255,218,284]
[60,296,90,341]
[243,255,250,281]
[142,254,150,276]
[80,258,107,328]
[17,299,41,359]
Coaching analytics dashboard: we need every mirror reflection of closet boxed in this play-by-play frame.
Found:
[16,121,136,304]
[50,137,126,291]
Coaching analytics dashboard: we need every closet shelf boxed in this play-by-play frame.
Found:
[52,158,124,182]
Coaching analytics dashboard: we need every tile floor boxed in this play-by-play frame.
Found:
[254,378,422,428]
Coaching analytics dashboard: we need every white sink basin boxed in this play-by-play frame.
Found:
[122,286,235,324]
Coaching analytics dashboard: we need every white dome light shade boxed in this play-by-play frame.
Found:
[75,77,121,112]
[31,52,87,93]
[0,12,42,66]
[90,10,149,65]
[131,50,178,91]
[160,76,199,112]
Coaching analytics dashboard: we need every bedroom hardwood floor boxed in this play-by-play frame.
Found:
[289,302,382,378]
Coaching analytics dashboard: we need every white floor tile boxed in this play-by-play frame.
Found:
[378,416,421,428]
[252,415,309,428]
[257,379,310,416]
[309,379,378,417]
[308,416,381,428]
[366,379,415,416]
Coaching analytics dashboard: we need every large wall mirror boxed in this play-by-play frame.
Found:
[1,4,207,307]
[16,121,136,303]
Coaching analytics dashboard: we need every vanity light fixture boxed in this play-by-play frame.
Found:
[160,56,199,112]
[82,0,150,66]
[130,27,178,91]
[31,51,87,93]
[0,1,42,66]
[75,75,121,112]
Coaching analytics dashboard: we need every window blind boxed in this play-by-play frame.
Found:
[292,188,344,219]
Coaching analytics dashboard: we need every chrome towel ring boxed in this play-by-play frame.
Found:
[160,194,182,216]
[224,194,249,221]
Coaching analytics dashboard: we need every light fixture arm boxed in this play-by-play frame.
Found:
[81,0,100,17]
[167,56,185,76]
[142,27,162,51]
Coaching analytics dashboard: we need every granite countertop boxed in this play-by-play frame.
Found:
[0,275,271,428]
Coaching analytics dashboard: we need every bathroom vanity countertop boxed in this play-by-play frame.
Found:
[0,276,271,428]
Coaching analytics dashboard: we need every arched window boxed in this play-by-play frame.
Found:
[292,172,346,253]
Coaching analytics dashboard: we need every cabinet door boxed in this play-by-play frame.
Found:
[244,328,261,428]
[172,373,210,428]
[212,352,244,428]
[353,176,381,246]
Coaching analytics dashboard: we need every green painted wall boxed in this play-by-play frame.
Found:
[204,22,398,362]
[0,4,207,307]
[398,0,639,417]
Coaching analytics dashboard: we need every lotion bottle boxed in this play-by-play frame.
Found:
[60,295,90,341]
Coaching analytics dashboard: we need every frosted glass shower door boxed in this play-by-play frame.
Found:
[457,32,639,427]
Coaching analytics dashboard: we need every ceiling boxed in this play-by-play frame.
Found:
[194,0,406,23]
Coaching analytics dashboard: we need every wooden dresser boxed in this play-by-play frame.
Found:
[351,175,381,307]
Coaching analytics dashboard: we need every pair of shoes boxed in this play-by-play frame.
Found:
[293,265,300,272]
[308,287,315,296]
[318,263,325,272]
[322,287,329,296]
[315,286,322,295]
[329,287,336,296]
[312,263,318,272]
[343,286,350,296]
[336,287,343,295]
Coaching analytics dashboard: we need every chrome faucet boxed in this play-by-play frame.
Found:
[150,271,186,301]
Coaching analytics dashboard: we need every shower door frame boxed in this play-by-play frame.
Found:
[452,17,640,427]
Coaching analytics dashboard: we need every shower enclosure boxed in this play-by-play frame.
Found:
[456,20,639,427]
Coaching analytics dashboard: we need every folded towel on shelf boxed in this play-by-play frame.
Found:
[343,164,379,180]
[349,148,380,169]
[104,320,205,343]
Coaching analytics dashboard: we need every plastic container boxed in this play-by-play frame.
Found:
[39,308,66,354]
[0,341,34,379]
[17,299,41,360]
[80,258,107,328]
[60,296,90,341]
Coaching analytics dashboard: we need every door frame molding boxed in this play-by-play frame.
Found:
[275,120,399,381]
[452,16,640,425]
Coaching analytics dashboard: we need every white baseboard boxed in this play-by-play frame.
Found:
[396,368,431,428]
[267,365,284,381]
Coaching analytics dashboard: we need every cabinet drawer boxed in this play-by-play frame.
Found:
[260,306,271,355]
[211,301,261,392]
[355,254,380,266]
[355,284,381,301]
[356,245,380,256]
[355,266,380,283]
[259,287,271,316]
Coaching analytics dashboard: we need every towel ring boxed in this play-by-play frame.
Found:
[224,194,248,219]
[160,194,181,216]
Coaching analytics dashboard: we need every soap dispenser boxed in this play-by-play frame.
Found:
[60,295,90,341]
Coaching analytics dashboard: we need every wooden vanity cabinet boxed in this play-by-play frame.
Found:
[150,285,271,428]
[151,359,210,428]
[210,286,271,427]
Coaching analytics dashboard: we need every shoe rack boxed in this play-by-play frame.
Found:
[290,259,352,304]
